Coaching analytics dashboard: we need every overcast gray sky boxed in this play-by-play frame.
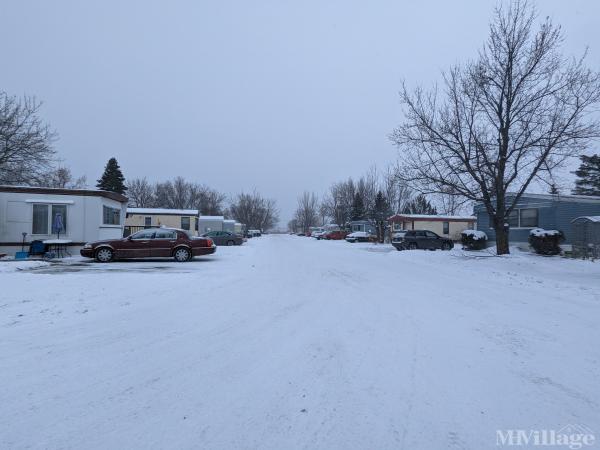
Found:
[2,0,599,223]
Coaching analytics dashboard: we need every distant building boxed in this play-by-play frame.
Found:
[223,219,236,233]
[125,208,199,236]
[473,192,600,246]
[0,185,128,254]
[348,220,376,235]
[234,222,244,235]
[197,215,224,234]
[387,214,476,241]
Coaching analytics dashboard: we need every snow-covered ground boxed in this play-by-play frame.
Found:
[1,235,599,449]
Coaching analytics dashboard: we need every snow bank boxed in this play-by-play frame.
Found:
[2,235,600,449]
[0,260,49,273]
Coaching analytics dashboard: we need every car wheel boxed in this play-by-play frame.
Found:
[227,240,234,246]
[95,247,113,263]
[395,246,402,251]
[174,247,191,262]
[408,242,418,250]
[441,242,452,251]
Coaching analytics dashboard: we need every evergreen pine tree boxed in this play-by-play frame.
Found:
[373,191,390,221]
[96,157,127,194]
[351,192,365,220]
[572,154,600,196]
[403,194,437,215]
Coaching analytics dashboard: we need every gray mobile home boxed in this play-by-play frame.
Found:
[473,193,600,246]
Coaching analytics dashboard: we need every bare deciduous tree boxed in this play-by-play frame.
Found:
[322,178,357,226]
[127,177,155,207]
[435,186,471,216]
[229,190,279,231]
[0,93,57,185]
[197,188,227,216]
[321,183,346,226]
[294,191,319,233]
[391,1,600,254]
[150,177,226,215]
[357,167,379,219]
[318,201,328,226]
[37,166,87,189]
[383,165,413,215]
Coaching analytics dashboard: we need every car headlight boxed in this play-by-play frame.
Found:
[83,243,92,249]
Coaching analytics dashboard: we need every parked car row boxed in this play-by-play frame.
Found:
[292,228,349,240]
[81,228,217,262]
[303,228,369,241]
[295,226,455,252]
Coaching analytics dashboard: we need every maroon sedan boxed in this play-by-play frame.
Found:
[80,228,216,262]
[322,230,348,240]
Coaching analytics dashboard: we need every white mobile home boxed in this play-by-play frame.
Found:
[197,215,224,234]
[0,186,128,254]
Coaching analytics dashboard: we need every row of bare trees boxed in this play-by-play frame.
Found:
[128,176,279,230]
[290,166,443,234]
[127,176,226,215]
[229,191,279,231]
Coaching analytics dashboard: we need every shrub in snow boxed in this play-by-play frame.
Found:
[461,229,487,250]
[528,228,564,255]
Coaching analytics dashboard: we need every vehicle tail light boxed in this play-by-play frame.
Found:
[206,238,213,247]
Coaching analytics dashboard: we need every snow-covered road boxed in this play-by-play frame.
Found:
[1,235,599,449]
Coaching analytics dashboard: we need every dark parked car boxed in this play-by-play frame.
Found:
[201,230,243,246]
[80,228,216,262]
[392,230,454,251]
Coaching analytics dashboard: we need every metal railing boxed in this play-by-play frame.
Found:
[571,244,600,260]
